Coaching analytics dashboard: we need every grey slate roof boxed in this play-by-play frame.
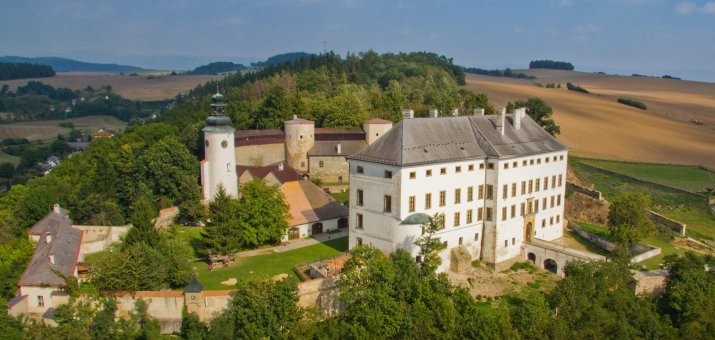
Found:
[348,114,566,166]
[29,206,71,236]
[19,214,83,287]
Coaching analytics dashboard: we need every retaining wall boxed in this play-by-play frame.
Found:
[566,181,602,201]
[648,211,686,236]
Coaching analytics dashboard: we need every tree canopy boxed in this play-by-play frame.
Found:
[513,98,561,136]
[607,192,654,249]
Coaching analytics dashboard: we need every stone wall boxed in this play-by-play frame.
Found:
[567,221,616,251]
[235,143,285,167]
[74,225,130,256]
[648,211,687,236]
[308,155,349,183]
[633,269,669,295]
[296,277,341,316]
[567,221,661,263]
[566,181,602,201]
[154,206,179,229]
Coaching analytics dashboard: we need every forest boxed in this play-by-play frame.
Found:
[0,62,55,81]
[529,60,575,71]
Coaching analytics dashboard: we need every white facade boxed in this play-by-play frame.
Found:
[349,149,568,271]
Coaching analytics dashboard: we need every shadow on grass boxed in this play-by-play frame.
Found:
[566,230,610,256]
[318,236,349,253]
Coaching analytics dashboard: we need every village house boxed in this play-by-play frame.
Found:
[347,108,569,272]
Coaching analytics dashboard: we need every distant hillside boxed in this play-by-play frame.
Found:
[252,52,316,67]
[188,61,245,75]
[0,56,144,73]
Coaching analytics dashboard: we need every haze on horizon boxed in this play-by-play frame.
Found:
[2,0,715,82]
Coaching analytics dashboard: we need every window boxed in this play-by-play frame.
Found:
[552,175,556,188]
[440,167,447,175]
[409,196,416,213]
[454,212,460,226]
[558,174,563,187]
[227,163,231,172]
[443,240,448,248]
[502,184,508,199]
[221,140,228,148]
[487,163,495,170]
[530,159,534,165]
[37,295,44,307]
[356,237,363,246]
[537,158,541,164]
[356,189,364,206]
[425,193,432,209]
[535,179,540,191]
[455,166,462,173]
[356,214,363,229]
[426,169,432,177]
[511,205,516,218]
[478,208,484,221]
[301,161,305,168]
[528,180,533,193]
[459,237,463,245]
[512,183,517,197]
[521,181,526,195]
[557,215,561,223]
[523,160,527,166]
[409,171,416,179]
[439,191,446,207]
[504,163,509,170]
[475,233,480,241]
[553,156,557,162]
[467,209,473,223]
[357,166,364,174]
[505,240,508,248]
[512,237,516,245]
[416,255,422,262]
[550,217,554,225]
[467,186,473,202]
[486,185,494,199]
[546,157,550,163]
[383,195,392,213]
[455,189,461,204]
[319,160,324,168]
[502,207,507,221]
[205,140,209,148]
[557,195,562,206]
[520,203,525,216]
[535,201,539,213]
[542,219,546,228]
[560,155,564,161]
[551,196,555,208]
[479,163,485,170]
[384,170,393,179]
[513,161,518,168]
[478,185,484,199]
[468,164,474,171]
[486,208,493,221]
[544,176,549,190]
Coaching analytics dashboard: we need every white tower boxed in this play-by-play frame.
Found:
[201,90,238,204]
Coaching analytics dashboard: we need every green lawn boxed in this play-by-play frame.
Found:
[172,226,206,258]
[578,158,715,193]
[330,191,349,204]
[192,237,348,290]
[570,158,715,240]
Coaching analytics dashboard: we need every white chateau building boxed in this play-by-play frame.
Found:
[347,108,568,271]
[201,91,239,203]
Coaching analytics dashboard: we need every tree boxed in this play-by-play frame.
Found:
[414,213,447,276]
[123,195,160,249]
[607,192,654,250]
[90,298,118,340]
[180,307,208,340]
[513,98,561,136]
[92,243,168,291]
[202,186,243,254]
[235,180,290,247]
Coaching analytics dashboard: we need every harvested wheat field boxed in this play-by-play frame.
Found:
[464,72,715,170]
[0,115,126,141]
[0,72,224,101]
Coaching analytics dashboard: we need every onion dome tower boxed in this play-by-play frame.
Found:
[201,88,238,203]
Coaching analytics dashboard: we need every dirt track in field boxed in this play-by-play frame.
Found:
[464,71,715,170]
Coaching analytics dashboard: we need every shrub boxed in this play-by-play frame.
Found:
[566,82,589,94]
[617,98,647,110]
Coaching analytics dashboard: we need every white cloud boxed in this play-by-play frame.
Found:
[702,2,715,14]
[676,1,697,14]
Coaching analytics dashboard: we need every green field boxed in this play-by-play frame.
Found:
[330,191,349,204]
[0,150,20,165]
[578,158,715,193]
[0,115,127,141]
[570,158,715,240]
[192,237,348,290]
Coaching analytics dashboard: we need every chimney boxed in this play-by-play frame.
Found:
[429,109,439,118]
[46,233,52,244]
[451,108,459,117]
[53,203,61,214]
[336,143,342,154]
[278,162,284,171]
[292,114,297,120]
[514,108,525,130]
[402,109,414,119]
[49,255,55,264]
[473,108,485,116]
[497,108,506,136]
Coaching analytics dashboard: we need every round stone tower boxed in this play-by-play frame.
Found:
[283,115,314,173]
[201,90,238,203]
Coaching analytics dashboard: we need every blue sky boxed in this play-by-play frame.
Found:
[2,0,715,81]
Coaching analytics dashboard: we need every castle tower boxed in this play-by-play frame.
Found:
[363,117,393,145]
[201,90,238,203]
[284,115,314,173]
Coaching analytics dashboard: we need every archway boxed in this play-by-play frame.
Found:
[311,222,323,235]
[544,259,558,274]
[288,227,300,240]
[527,252,536,265]
[525,222,533,242]
[338,218,348,228]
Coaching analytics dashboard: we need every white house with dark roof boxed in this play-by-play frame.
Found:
[347,108,568,272]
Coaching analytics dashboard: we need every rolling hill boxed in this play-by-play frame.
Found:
[463,70,715,170]
[0,56,144,73]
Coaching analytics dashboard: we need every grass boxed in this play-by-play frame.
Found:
[192,237,348,290]
[330,191,349,204]
[0,150,20,165]
[577,157,715,193]
[570,157,715,240]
